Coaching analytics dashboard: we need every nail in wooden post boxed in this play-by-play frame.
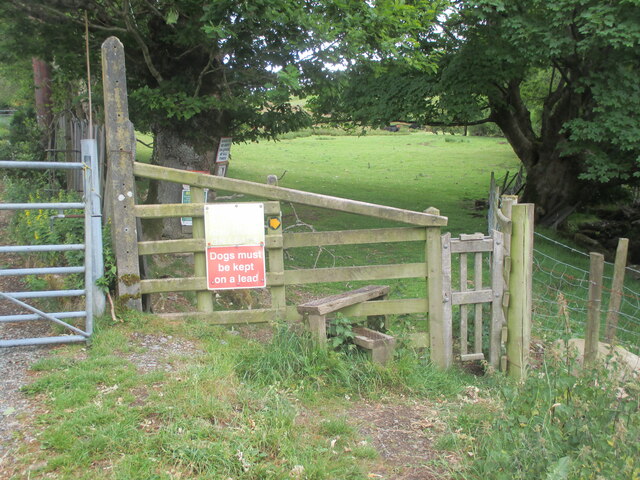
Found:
[585,252,605,367]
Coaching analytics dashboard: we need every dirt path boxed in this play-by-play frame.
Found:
[348,399,458,479]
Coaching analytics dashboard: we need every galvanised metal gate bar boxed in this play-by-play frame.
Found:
[0,159,103,347]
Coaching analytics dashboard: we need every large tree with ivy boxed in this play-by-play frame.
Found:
[314,0,640,225]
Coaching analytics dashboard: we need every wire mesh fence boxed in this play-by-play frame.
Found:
[532,232,640,355]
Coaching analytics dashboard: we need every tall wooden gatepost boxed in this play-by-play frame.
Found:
[505,202,534,380]
[101,37,142,310]
[425,207,451,368]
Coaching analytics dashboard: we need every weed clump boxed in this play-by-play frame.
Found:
[236,323,472,399]
[463,353,640,479]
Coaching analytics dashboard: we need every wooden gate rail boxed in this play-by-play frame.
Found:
[124,163,449,366]
[133,162,447,226]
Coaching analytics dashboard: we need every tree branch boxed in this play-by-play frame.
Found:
[193,50,216,97]
[141,0,175,29]
[10,1,127,33]
[424,117,493,127]
[122,0,164,84]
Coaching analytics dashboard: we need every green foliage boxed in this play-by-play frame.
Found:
[0,107,45,163]
[313,0,640,214]
[0,0,341,151]
[328,313,356,350]
[462,356,640,479]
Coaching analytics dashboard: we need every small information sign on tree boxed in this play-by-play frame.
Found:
[216,137,232,163]
[204,203,266,290]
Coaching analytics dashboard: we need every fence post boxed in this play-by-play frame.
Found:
[102,36,142,311]
[425,207,451,368]
[506,203,534,380]
[605,238,629,344]
[266,201,286,318]
[585,252,605,367]
[499,195,517,371]
[490,230,505,369]
[191,186,214,313]
[488,171,499,235]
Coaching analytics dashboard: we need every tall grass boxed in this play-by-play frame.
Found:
[458,353,640,479]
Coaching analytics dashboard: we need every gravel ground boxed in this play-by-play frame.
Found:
[0,207,55,471]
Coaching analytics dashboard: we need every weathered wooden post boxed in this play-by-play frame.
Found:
[506,203,534,380]
[102,37,142,310]
[425,207,451,368]
[191,186,214,313]
[498,194,517,372]
[488,171,499,235]
[585,252,605,367]
[264,176,286,318]
[489,229,505,369]
[605,238,629,343]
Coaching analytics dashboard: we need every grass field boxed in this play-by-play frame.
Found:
[230,131,518,234]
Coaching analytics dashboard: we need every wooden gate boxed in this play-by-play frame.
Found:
[442,231,506,370]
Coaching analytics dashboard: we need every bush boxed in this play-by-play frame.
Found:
[465,354,640,479]
[468,122,504,137]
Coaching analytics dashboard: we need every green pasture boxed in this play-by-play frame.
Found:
[230,131,518,234]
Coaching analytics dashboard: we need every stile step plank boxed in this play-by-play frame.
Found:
[297,285,390,316]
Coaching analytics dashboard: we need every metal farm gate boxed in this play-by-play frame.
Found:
[0,154,104,347]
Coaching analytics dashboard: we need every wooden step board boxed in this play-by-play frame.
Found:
[352,327,396,365]
[297,285,390,316]
[297,285,390,350]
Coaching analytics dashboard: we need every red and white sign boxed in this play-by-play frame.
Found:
[206,244,265,290]
[204,203,266,291]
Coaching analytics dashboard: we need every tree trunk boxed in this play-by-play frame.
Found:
[491,93,589,228]
[521,150,586,226]
[142,127,217,239]
[32,58,53,129]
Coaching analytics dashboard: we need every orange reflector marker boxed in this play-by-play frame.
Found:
[268,217,281,230]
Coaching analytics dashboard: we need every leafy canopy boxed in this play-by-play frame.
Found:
[314,0,640,189]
